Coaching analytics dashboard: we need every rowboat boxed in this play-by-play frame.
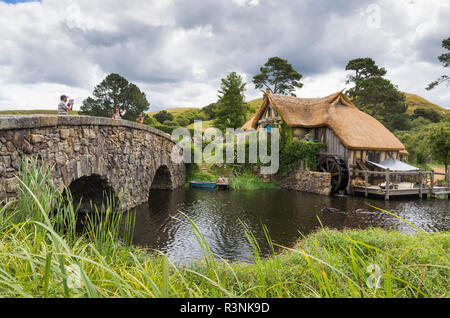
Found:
[189,181,217,189]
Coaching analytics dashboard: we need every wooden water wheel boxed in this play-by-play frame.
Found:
[318,155,349,193]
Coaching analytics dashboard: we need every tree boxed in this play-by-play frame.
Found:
[345,57,387,97]
[174,116,189,127]
[345,58,408,131]
[351,76,408,130]
[163,120,178,127]
[428,123,450,172]
[143,114,158,126]
[412,108,442,123]
[79,73,149,121]
[213,72,250,131]
[201,102,220,120]
[153,110,174,124]
[253,57,303,96]
[427,37,450,90]
[396,128,431,165]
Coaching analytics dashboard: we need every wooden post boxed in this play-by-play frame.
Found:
[447,167,450,192]
[364,170,368,198]
[430,170,435,197]
[346,160,352,195]
[419,171,423,199]
[447,168,450,200]
[385,168,390,201]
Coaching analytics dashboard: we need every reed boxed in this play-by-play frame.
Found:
[230,173,278,190]
[0,157,448,298]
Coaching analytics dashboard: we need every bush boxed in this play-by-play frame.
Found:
[163,120,178,127]
[412,108,442,123]
[154,110,174,124]
[143,114,158,126]
[153,124,195,136]
[174,116,190,127]
[279,140,327,174]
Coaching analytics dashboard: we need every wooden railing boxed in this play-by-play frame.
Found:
[347,165,449,200]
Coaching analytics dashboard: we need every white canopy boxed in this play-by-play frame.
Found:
[367,158,420,171]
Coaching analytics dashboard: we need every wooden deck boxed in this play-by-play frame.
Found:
[352,186,448,199]
[347,166,450,200]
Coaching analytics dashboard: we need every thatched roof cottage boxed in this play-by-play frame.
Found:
[243,90,410,192]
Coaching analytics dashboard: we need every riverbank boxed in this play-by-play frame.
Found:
[1,212,448,297]
[0,159,448,298]
[186,163,279,190]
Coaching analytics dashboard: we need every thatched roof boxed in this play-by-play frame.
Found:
[242,116,256,130]
[243,91,406,151]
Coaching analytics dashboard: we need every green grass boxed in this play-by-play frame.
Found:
[230,173,279,190]
[186,164,219,182]
[186,120,214,130]
[0,157,448,298]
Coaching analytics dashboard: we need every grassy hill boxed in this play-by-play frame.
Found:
[146,107,199,116]
[403,92,450,115]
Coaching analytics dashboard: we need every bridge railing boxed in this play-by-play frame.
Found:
[0,115,177,143]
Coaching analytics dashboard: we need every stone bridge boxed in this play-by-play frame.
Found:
[0,115,185,209]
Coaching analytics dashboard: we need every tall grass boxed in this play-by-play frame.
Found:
[230,173,278,190]
[0,157,448,298]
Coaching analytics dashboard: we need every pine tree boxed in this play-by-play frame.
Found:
[213,72,250,131]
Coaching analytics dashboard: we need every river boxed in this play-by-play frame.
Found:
[125,188,449,263]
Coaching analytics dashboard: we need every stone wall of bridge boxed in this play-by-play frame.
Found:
[0,115,185,209]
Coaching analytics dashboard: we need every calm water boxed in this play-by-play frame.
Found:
[127,188,450,263]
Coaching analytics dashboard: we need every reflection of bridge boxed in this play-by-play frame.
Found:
[0,115,185,209]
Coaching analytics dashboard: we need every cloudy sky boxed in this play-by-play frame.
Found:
[0,0,449,111]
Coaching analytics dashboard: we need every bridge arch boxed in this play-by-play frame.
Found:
[66,174,116,212]
[151,165,173,190]
[0,115,186,209]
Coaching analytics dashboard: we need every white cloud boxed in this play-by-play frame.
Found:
[0,0,448,111]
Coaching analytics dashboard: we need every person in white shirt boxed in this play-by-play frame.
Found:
[58,95,72,115]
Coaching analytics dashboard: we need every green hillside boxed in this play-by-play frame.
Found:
[403,92,449,115]
[146,107,199,116]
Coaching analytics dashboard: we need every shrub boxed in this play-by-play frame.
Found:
[174,116,190,127]
[154,110,174,124]
[279,140,327,174]
[153,124,194,136]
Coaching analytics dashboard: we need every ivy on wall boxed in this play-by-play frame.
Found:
[279,140,327,175]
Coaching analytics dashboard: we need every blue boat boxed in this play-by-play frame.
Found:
[189,181,217,189]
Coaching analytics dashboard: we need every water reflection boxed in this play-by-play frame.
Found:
[128,188,450,263]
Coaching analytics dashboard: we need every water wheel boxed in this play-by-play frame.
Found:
[318,156,349,193]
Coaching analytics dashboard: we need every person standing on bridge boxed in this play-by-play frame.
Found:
[136,114,144,124]
[112,108,127,120]
[58,95,72,115]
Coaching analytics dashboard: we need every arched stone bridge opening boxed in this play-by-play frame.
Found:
[0,115,185,209]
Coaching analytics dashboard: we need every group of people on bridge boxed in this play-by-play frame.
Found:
[58,94,145,124]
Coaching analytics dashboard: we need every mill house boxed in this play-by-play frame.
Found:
[243,90,450,199]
